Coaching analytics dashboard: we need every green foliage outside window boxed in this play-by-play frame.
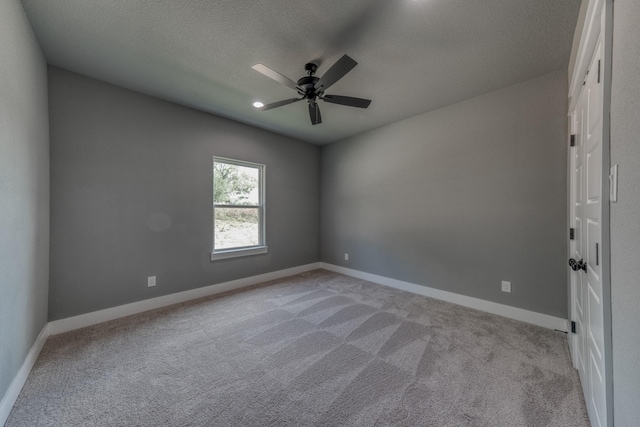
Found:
[213,163,258,205]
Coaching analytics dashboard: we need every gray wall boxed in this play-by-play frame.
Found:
[321,70,569,318]
[0,0,49,404]
[49,67,319,320]
[611,0,640,424]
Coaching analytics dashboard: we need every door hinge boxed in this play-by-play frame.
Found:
[597,60,601,83]
[570,135,576,147]
[570,228,575,240]
[571,321,577,334]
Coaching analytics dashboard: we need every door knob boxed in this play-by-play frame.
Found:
[569,258,587,272]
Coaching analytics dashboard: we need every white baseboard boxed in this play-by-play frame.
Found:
[48,262,321,335]
[320,263,567,332]
[0,324,50,427]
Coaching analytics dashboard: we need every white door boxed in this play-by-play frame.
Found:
[571,87,588,401]
[570,37,607,427]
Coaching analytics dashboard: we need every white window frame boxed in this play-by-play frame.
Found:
[211,156,267,261]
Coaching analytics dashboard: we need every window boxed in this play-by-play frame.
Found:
[211,157,267,260]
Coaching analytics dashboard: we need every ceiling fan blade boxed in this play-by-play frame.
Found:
[308,102,322,125]
[315,54,357,92]
[259,98,303,111]
[252,64,301,91]
[322,95,371,108]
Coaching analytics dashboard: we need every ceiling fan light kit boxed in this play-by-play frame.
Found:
[251,54,372,125]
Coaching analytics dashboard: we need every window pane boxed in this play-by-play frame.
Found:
[214,162,259,205]
[214,207,260,249]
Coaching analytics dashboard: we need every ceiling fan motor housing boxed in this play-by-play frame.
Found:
[297,75,319,96]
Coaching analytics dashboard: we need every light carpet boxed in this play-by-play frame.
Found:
[6,269,590,426]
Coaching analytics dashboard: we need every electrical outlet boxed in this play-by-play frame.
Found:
[501,280,511,293]
[344,253,349,261]
[148,276,156,287]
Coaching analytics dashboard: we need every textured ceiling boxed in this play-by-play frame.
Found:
[21,0,580,145]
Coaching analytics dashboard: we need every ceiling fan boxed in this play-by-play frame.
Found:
[251,54,371,125]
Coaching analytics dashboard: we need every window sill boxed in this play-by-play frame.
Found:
[210,246,268,261]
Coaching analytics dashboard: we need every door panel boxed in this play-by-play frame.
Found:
[584,38,606,427]
[587,151,600,200]
[570,34,607,427]
[588,72,602,136]
[572,91,588,393]
[588,283,604,360]
[586,41,605,427]
[589,351,605,427]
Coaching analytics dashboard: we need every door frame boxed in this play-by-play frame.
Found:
[567,0,613,425]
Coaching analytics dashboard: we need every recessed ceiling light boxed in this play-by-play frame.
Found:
[253,101,264,108]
